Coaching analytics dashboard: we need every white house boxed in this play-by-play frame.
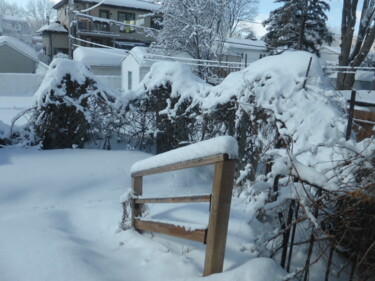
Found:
[121,47,197,91]
[121,40,268,92]
[0,15,31,44]
[73,46,128,75]
[0,36,39,73]
[221,38,268,66]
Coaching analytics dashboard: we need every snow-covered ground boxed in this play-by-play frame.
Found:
[0,147,286,281]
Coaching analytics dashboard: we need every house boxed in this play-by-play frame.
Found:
[0,15,31,44]
[37,22,69,59]
[121,47,198,91]
[73,46,128,75]
[121,44,263,91]
[44,0,160,59]
[0,36,39,73]
[121,47,152,91]
[221,38,268,66]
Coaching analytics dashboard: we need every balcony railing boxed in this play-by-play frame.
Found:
[76,21,120,37]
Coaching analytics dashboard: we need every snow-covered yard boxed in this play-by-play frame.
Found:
[0,147,285,281]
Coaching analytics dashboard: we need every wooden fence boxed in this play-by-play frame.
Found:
[353,110,375,141]
[130,153,236,276]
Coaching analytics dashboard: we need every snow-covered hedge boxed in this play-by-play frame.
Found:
[32,58,121,149]
[121,51,375,279]
[127,51,349,181]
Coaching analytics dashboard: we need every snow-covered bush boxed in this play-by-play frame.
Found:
[122,51,375,280]
[124,62,211,153]
[31,58,120,149]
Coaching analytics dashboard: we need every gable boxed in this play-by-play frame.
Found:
[0,44,37,73]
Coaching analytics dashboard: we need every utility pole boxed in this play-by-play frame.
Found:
[68,0,74,58]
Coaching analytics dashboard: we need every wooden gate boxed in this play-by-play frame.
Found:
[130,152,237,276]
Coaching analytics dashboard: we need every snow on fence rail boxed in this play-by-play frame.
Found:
[129,136,238,276]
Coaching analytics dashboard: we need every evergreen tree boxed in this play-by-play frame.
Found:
[263,0,333,55]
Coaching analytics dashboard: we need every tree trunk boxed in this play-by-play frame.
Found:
[337,0,375,90]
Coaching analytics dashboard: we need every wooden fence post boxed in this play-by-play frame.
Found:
[203,159,236,276]
[346,90,356,140]
[132,176,143,228]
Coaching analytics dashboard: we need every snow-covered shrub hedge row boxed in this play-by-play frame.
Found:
[123,51,375,279]
[8,51,374,279]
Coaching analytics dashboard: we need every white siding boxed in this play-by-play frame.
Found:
[91,66,121,75]
[121,54,141,91]
[96,75,122,89]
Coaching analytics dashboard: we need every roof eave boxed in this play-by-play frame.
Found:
[0,42,39,63]
[53,0,158,12]
[52,0,67,10]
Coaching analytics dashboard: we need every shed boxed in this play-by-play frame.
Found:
[73,46,128,75]
[0,36,39,73]
[121,47,153,91]
[37,22,69,60]
[121,47,194,91]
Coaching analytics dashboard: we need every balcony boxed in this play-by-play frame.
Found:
[75,18,155,43]
[76,20,120,38]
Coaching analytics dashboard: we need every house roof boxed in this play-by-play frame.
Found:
[73,46,128,67]
[53,0,160,11]
[223,38,267,51]
[124,47,194,68]
[37,22,68,34]
[0,36,38,62]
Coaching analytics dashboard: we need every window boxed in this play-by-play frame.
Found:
[118,12,136,33]
[97,9,110,31]
[128,71,133,90]
[118,12,135,21]
[99,9,110,19]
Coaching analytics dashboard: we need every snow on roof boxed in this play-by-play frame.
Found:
[37,22,68,33]
[73,47,128,67]
[130,136,238,174]
[0,36,38,62]
[54,0,159,11]
[125,47,194,68]
[223,38,267,51]
[125,47,154,67]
